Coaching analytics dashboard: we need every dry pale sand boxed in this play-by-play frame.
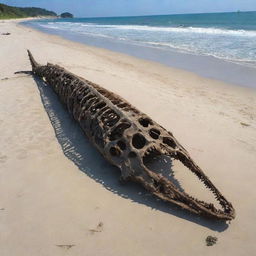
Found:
[0,19,256,256]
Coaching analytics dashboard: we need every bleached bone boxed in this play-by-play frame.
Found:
[28,50,235,221]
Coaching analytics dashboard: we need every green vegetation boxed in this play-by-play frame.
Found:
[60,12,74,18]
[0,3,57,19]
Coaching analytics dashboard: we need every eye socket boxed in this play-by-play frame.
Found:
[138,117,153,127]
[132,133,146,149]
[149,128,160,139]
[163,137,176,148]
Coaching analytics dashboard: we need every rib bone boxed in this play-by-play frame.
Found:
[27,50,235,221]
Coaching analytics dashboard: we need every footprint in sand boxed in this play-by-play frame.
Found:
[16,150,28,160]
[0,153,7,164]
[89,222,104,234]
[56,245,75,250]
[5,137,12,143]
[240,122,250,127]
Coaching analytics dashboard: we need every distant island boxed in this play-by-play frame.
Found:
[0,3,57,19]
[60,12,74,18]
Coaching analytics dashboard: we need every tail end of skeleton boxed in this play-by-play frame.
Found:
[27,50,39,71]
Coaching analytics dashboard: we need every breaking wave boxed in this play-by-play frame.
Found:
[26,15,256,68]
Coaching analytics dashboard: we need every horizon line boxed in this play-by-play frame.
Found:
[73,10,256,19]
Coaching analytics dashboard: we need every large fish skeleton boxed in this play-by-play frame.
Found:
[28,50,235,221]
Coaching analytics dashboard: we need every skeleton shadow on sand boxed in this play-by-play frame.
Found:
[23,72,229,232]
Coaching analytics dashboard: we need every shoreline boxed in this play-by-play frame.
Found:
[0,16,56,22]
[23,18,256,89]
[1,18,256,256]
[15,19,256,98]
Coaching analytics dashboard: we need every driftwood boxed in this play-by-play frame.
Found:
[28,50,235,221]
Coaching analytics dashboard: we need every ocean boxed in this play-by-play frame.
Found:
[23,11,256,88]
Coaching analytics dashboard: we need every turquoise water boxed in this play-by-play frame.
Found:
[25,11,256,68]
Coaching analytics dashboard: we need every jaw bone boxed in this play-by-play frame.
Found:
[27,50,235,221]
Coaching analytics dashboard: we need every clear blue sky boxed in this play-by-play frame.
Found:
[1,0,256,17]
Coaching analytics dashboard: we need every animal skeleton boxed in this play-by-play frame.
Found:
[28,50,235,221]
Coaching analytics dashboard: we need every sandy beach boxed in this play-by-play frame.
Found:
[1,18,256,255]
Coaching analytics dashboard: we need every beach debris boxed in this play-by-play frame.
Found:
[56,244,75,250]
[89,221,104,234]
[27,50,235,221]
[206,236,218,246]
